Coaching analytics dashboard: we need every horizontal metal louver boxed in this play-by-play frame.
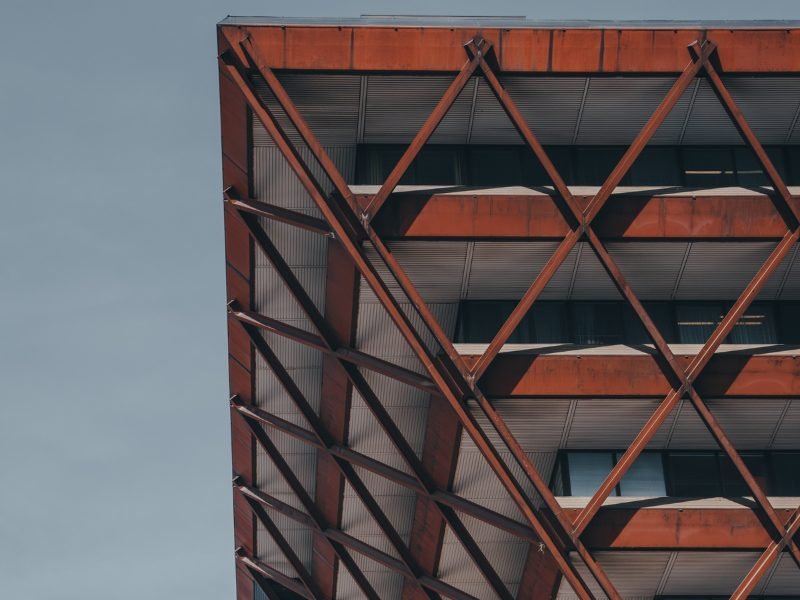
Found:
[252,146,356,213]
[363,75,474,144]
[567,399,676,449]
[466,241,576,299]
[252,73,360,146]
[558,551,672,599]
[470,77,587,145]
[576,77,692,145]
[605,241,690,299]
[661,551,761,595]
[675,241,782,300]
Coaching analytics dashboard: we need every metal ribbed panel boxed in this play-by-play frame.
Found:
[567,399,676,449]
[335,550,405,600]
[363,75,473,144]
[668,398,787,449]
[254,268,326,325]
[438,522,527,599]
[256,514,313,574]
[772,399,800,449]
[675,241,781,300]
[255,356,321,417]
[254,219,328,267]
[252,73,360,146]
[349,400,428,458]
[606,241,690,299]
[570,242,622,300]
[779,247,800,299]
[661,551,760,595]
[340,479,416,542]
[466,242,577,299]
[557,551,672,599]
[256,440,316,501]
[359,241,468,304]
[763,552,800,595]
[470,77,586,145]
[726,77,800,144]
[576,78,691,145]
[464,399,570,449]
[355,301,458,359]
[681,79,740,145]
[252,146,357,212]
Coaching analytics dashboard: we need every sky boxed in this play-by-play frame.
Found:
[1,1,799,599]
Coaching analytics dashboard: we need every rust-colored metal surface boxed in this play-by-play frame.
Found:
[368,193,793,240]
[221,23,800,73]
[218,20,800,600]
[472,353,800,398]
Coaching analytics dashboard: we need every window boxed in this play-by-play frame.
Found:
[675,303,725,344]
[666,452,721,497]
[770,453,800,496]
[565,452,616,496]
[682,147,737,188]
[454,301,789,345]
[618,452,666,496]
[727,302,777,344]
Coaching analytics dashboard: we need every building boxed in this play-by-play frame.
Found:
[216,16,800,600]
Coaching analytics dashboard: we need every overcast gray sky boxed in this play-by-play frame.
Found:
[2,1,799,599]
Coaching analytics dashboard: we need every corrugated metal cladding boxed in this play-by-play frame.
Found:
[251,73,800,146]
[250,144,355,580]
[555,550,800,598]
[374,240,800,302]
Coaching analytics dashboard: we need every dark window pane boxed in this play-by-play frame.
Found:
[571,302,625,345]
[468,146,523,186]
[530,302,568,343]
[623,302,676,344]
[734,146,787,187]
[667,453,721,497]
[628,147,682,186]
[567,452,616,496]
[413,146,463,184]
[618,452,666,496]
[682,147,737,188]
[675,303,725,344]
[778,302,800,343]
[726,302,777,344]
[770,453,800,496]
[574,147,625,186]
[455,301,515,343]
[719,453,767,496]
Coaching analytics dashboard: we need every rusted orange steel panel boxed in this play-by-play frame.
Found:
[367,194,791,240]
[222,24,800,73]
[472,354,800,398]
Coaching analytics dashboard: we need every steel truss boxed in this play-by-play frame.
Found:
[220,27,800,600]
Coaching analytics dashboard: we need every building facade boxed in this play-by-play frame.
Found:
[217,17,800,600]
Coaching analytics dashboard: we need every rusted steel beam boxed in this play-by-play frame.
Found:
[472,353,800,398]
[234,397,544,547]
[312,240,360,600]
[402,396,463,600]
[221,23,800,73]
[230,306,440,397]
[566,506,800,550]
[243,492,324,599]
[223,36,602,598]
[218,29,258,600]
[224,191,332,237]
[692,45,800,228]
[363,39,487,221]
[232,214,514,600]
[233,318,437,599]
[516,547,561,600]
[732,506,800,599]
[366,192,794,241]
[236,549,312,599]
[470,40,709,382]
